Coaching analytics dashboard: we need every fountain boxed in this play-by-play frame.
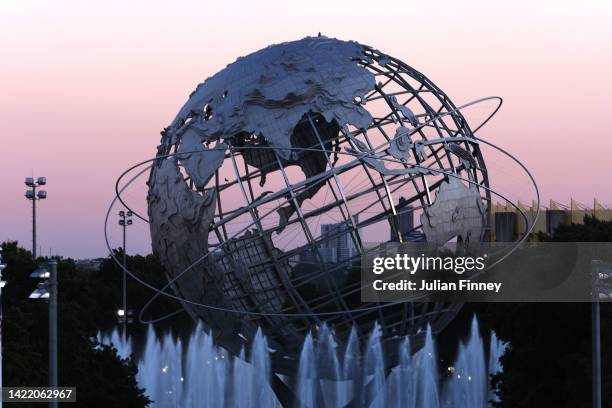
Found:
[442,317,487,407]
[100,317,505,407]
[487,332,504,405]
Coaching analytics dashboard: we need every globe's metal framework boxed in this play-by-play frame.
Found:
[143,36,494,375]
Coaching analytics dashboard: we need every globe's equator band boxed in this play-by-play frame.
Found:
[105,140,538,318]
[108,126,535,317]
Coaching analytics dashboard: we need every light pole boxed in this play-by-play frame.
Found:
[48,259,58,407]
[30,259,58,408]
[118,210,132,332]
[590,259,612,408]
[24,177,47,259]
[0,248,7,408]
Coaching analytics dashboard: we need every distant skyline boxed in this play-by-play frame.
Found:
[1,0,611,258]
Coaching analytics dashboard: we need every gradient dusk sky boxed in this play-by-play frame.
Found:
[1,0,611,258]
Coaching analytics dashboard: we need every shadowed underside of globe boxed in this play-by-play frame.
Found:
[147,36,490,374]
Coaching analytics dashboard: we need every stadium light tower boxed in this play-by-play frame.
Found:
[590,260,611,408]
[118,210,133,331]
[29,259,58,408]
[1,248,7,408]
[24,176,47,259]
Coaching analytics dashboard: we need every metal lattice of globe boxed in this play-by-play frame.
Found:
[147,36,490,373]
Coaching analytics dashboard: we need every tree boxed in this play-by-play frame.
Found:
[1,241,150,407]
[478,216,612,407]
[91,250,194,342]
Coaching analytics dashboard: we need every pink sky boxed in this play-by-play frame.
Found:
[1,0,611,258]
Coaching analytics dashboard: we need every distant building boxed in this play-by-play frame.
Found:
[75,258,105,271]
[386,198,612,243]
[390,200,414,241]
[390,201,426,242]
[491,198,612,241]
[494,212,516,242]
[320,215,359,264]
[546,210,566,238]
[300,216,359,265]
[402,230,426,242]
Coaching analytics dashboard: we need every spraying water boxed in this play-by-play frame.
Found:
[442,316,487,407]
[296,332,316,407]
[100,317,505,407]
[487,332,505,405]
[390,337,416,408]
[364,323,387,408]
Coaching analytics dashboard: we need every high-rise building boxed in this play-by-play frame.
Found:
[297,216,360,266]
[390,200,414,241]
[389,200,425,242]
[319,215,359,264]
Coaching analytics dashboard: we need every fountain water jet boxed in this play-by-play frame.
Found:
[100,317,504,407]
[364,323,387,408]
[342,326,361,406]
[296,332,316,408]
[387,337,415,408]
[316,325,342,407]
[487,332,506,405]
[442,316,486,407]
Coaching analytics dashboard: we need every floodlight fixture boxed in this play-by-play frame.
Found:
[24,175,48,258]
[0,250,6,287]
[598,267,612,280]
[29,287,50,299]
[30,265,50,279]
[29,271,51,298]
[26,258,58,398]
[1,247,6,286]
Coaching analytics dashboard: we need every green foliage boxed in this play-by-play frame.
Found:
[93,250,194,340]
[478,303,600,407]
[552,215,612,242]
[1,241,151,407]
[476,215,612,407]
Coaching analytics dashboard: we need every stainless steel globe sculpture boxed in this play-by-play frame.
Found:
[147,36,490,374]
